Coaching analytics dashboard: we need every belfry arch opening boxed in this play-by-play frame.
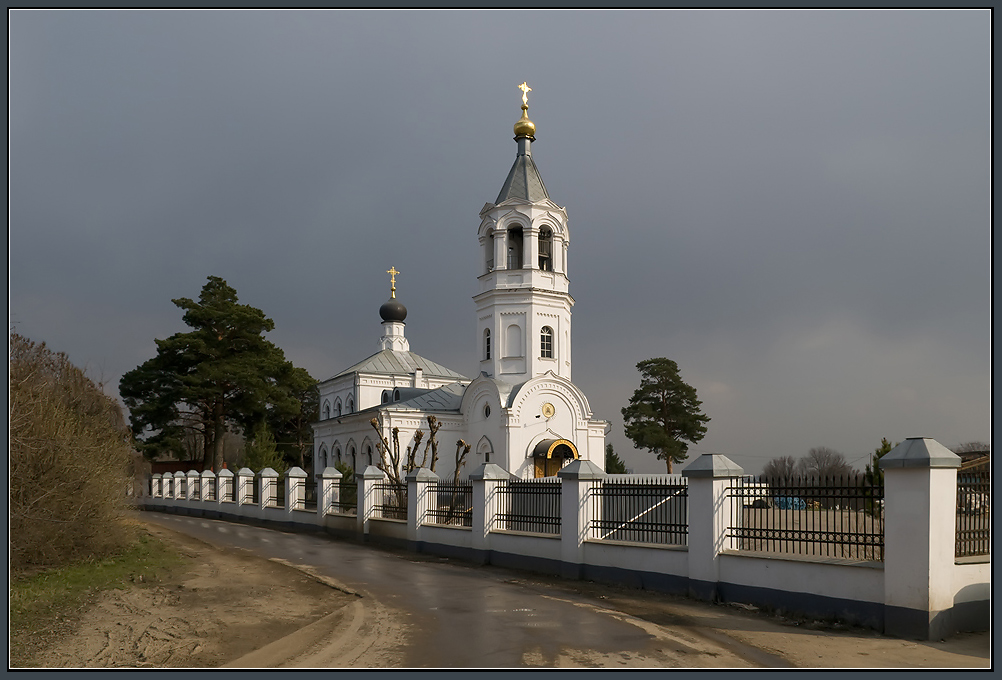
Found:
[531,438,579,478]
[507,226,523,269]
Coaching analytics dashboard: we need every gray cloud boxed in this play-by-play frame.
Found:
[10,10,990,474]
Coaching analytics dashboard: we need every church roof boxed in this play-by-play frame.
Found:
[496,153,549,204]
[384,382,467,413]
[332,349,468,381]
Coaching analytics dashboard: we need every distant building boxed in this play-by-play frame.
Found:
[312,89,608,480]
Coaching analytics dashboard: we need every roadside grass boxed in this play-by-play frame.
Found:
[9,525,189,667]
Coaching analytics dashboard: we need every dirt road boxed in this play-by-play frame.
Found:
[32,516,991,669]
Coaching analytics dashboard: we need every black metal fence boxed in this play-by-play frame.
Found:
[273,479,285,509]
[331,479,358,515]
[426,481,474,527]
[956,463,990,558]
[591,476,688,545]
[496,479,561,534]
[727,474,884,561]
[251,476,260,505]
[373,481,407,520]
[205,477,216,502]
[303,478,317,511]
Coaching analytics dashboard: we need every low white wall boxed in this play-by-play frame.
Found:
[952,560,991,604]
[420,524,473,549]
[582,540,689,578]
[491,530,562,561]
[719,551,884,605]
[369,517,408,541]
[322,513,357,534]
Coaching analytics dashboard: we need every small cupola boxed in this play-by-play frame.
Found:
[378,266,410,351]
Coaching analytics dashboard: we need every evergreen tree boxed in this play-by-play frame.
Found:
[605,443,629,474]
[120,276,312,471]
[622,358,709,474]
[243,422,287,475]
[864,437,895,487]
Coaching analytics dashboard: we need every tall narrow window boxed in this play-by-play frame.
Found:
[334,398,342,417]
[484,328,491,360]
[538,228,553,270]
[485,229,494,273]
[507,226,523,269]
[323,400,331,420]
[540,326,554,358]
[347,396,354,414]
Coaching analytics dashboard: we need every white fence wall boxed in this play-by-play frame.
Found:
[141,438,989,640]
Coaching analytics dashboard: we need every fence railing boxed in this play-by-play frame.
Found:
[956,463,990,558]
[726,474,884,561]
[273,479,285,509]
[373,481,407,520]
[303,478,317,511]
[591,476,688,546]
[496,479,561,534]
[251,477,260,505]
[331,479,358,515]
[205,477,216,502]
[426,481,473,527]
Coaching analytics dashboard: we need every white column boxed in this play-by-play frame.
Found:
[356,466,387,536]
[524,225,539,270]
[285,467,308,515]
[151,473,162,498]
[186,470,199,502]
[259,468,278,510]
[880,438,961,640]
[217,468,233,506]
[470,463,509,560]
[558,460,606,579]
[200,469,214,502]
[406,468,439,543]
[318,466,342,518]
[682,454,744,601]
[235,468,254,507]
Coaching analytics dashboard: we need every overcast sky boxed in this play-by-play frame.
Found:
[9,10,992,474]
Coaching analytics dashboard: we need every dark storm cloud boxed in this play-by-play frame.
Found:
[10,10,990,473]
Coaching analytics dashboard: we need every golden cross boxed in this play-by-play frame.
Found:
[387,266,400,298]
[519,81,531,106]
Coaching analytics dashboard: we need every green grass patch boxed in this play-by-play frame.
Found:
[9,527,189,667]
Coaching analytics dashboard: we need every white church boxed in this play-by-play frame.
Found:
[312,86,608,480]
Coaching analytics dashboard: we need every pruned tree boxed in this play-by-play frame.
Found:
[762,455,798,481]
[796,447,853,479]
[419,415,442,471]
[622,358,709,474]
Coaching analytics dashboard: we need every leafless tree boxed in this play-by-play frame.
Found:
[796,447,853,480]
[762,455,797,481]
[951,441,990,454]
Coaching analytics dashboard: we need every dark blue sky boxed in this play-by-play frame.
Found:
[9,10,991,473]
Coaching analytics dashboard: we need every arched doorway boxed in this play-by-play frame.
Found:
[531,438,579,478]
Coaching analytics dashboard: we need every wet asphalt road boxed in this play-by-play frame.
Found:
[140,511,715,667]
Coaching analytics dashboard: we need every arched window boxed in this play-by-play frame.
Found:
[485,228,494,273]
[347,396,354,414]
[319,444,328,468]
[538,228,553,271]
[350,446,356,471]
[507,226,523,269]
[540,326,554,358]
[484,328,491,360]
[323,400,331,420]
[382,391,389,404]
[506,324,522,358]
[366,445,373,466]
[393,389,400,401]
[334,398,342,417]
[334,446,342,464]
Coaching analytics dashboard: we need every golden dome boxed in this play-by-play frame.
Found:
[514,105,536,138]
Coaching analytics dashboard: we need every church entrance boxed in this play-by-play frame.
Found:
[531,438,579,478]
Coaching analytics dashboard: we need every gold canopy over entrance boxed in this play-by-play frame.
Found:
[531,438,578,477]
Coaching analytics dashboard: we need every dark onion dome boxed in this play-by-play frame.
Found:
[379,298,407,322]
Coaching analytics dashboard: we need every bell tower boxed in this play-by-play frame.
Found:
[474,83,573,383]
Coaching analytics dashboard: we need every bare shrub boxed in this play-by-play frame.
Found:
[10,333,134,572]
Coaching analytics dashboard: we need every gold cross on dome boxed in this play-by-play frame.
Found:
[387,266,400,298]
[519,81,531,106]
